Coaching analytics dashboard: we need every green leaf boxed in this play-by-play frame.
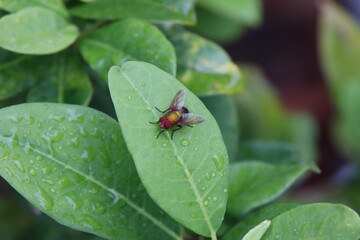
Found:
[0,49,39,100]
[0,0,68,17]
[201,95,239,162]
[261,203,360,240]
[166,29,242,96]
[223,203,297,240]
[242,220,270,240]
[108,61,229,237]
[197,0,262,26]
[80,19,176,83]
[189,6,245,44]
[0,7,78,55]
[0,103,182,240]
[227,141,310,217]
[319,1,360,100]
[70,0,196,25]
[27,52,93,105]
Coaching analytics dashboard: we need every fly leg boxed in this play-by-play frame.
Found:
[149,121,159,124]
[155,107,169,113]
[157,129,166,138]
[171,125,182,140]
[186,125,193,128]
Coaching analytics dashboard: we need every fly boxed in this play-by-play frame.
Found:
[149,89,205,139]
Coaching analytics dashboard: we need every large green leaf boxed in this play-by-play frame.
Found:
[223,203,297,240]
[0,103,182,240]
[0,0,68,17]
[27,52,93,105]
[201,95,239,162]
[197,0,262,26]
[0,49,39,100]
[261,203,360,240]
[227,141,311,217]
[80,19,176,82]
[166,29,242,96]
[70,0,196,25]
[0,7,78,54]
[108,61,229,237]
[241,220,270,240]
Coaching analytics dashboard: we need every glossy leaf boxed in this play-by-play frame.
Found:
[227,141,311,217]
[108,61,229,237]
[223,203,297,240]
[80,19,176,82]
[70,0,196,25]
[242,220,270,240]
[261,203,360,240]
[197,0,262,26]
[0,7,78,55]
[166,29,242,96]
[27,52,93,105]
[201,95,239,162]
[0,49,39,100]
[0,103,182,240]
[0,0,68,17]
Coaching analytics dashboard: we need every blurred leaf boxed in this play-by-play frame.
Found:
[223,203,297,240]
[0,103,181,239]
[197,0,262,26]
[80,19,176,82]
[189,7,245,44]
[27,51,93,105]
[165,28,243,96]
[0,7,78,54]
[201,95,239,162]
[0,0,68,17]
[241,220,270,240]
[0,49,41,100]
[261,203,360,240]
[70,0,196,25]
[108,61,229,237]
[319,1,360,100]
[227,141,311,217]
[235,65,291,141]
[319,2,360,159]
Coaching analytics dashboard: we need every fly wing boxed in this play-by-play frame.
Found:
[178,113,205,126]
[168,89,186,111]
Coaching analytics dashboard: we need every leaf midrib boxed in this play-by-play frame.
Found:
[121,68,216,236]
[2,135,181,240]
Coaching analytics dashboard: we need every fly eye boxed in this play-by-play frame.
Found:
[164,121,171,129]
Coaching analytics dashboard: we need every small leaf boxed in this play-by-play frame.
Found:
[0,0,68,17]
[0,7,78,54]
[80,18,176,82]
[201,95,239,161]
[227,141,311,217]
[197,0,262,26]
[242,220,270,240]
[27,51,93,105]
[0,103,182,240]
[223,203,297,240]
[70,0,196,25]
[261,203,360,240]
[0,49,39,100]
[166,29,242,96]
[108,61,229,237]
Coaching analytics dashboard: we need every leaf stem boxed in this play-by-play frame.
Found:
[211,232,218,240]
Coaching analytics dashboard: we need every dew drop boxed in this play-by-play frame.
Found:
[29,168,36,176]
[213,197,218,201]
[42,178,55,185]
[223,188,228,193]
[29,159,35,164]
[204,200,209,206]
[146,106,153,112]
[36,155,42,161]
[34,188,53,211]
[76,215,102,231]
[180,139,189,146]
[92,201,107,214]
[58,175,72,189]
[13,160,25,172]
[64,192,83,210]
[212,153,225,171]
[141,82,146,87]
[162,143,167,147]
[127,96,132,100]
